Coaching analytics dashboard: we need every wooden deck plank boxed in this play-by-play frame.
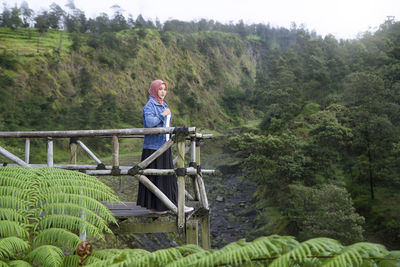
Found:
[102,201,202,217]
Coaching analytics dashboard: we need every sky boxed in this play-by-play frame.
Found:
[2,0,399,39]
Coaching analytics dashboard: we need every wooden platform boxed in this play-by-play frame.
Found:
[103,201,204,218]
[103,202,156,217]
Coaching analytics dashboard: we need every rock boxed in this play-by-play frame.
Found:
[216,196,224,202]
[169,240,179,247]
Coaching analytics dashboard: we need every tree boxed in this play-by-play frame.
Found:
[344,72,397,199]
[110,5,128,32]
[8,5,22,29]
[34,11,50,34]
[20,1,33,28]
[286,183,365,244]
[48,3,65,29]
[0,5,11,27]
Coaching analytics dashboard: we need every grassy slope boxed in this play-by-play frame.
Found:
[0,27,257,163]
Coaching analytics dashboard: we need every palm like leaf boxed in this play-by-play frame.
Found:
[26,245,64,267]
[0,167,120,266]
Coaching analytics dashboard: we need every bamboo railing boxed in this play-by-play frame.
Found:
[0,127,213,231]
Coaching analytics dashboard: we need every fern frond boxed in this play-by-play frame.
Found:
[0,186,32,201]
[8,260,34,267]
[85,247,183,267]
[0,260,9,267]
[0,209,29,224]
[0,237,30,260]
[91,248,142,259]
[39,185,119,202]
[39,173,117,193]
[37,202,113,231]
[34,214,104,239]
[33,228,81,252]
[0,168,36,190]
[25,245,64,267]
[165,245,211,267]
[270,237,342,267]
[35,168,115,192]
[321,242,388,267]
[0,221,29,239]
[378,250,400,266]
[61,255,80,267]
[40,193,117,224]
[185,235,294,267]
[0,196,30,211]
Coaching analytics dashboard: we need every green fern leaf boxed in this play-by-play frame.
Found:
[61,255,80,267]
[0,260,9,267]
[8,260,33,267]
[0,186,32,201]
[39,185,119,202]
[33,228,81,251]
[0,237,30,260]
[321,242,388,267]
[26,245,64,267]
[34,214,104,239]
[0,169,36,190]
[270,237,342,267]
[40,193,117,224]
[37,203,112,232]
[0,196,30,211]
[0,221,29,239]
[0,209,29,224]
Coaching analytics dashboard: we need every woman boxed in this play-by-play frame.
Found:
[137,79,193,213]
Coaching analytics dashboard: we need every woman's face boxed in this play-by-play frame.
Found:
[158,84,167,100]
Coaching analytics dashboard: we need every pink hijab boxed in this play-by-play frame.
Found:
[148,80,168,105]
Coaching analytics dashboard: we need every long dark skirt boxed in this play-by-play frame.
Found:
[137,148,177,211]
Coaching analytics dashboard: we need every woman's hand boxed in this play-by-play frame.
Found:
[162,108,171,117]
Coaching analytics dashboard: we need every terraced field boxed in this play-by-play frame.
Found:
[0,28,72,55]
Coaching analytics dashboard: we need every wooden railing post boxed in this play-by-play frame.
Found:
[25,138,30,164]
[186,220,199,245]
[190,138,200,201]
[70,138,78,164]
[112,135,120,175]
[176,135,186,229]
[47,137,53,167]
[196,141,209,210]
[200,215,211,249]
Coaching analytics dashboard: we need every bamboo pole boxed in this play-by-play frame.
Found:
[173,145,190,166]
[47,138,53,167]
[25,138,30,164]
[0,127,196,138]
[186,220,199,245]
[136,175,177,214]
[190,138,201,201]
[77,140,102,164]
[0,145,30,167]
[177,138,186,229]
[200,215,211,249]
[196,143,209,210]
[137,137,174,169]
[84,167,214,176]
[70,139,77,165]
[112,136,119,167]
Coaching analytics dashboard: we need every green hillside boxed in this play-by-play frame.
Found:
[0,27,255,135]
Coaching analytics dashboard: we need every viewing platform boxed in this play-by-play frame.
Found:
[0,127,213,249]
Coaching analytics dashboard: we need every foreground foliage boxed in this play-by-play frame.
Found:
[0,167,119,266]
[83,235,400,267]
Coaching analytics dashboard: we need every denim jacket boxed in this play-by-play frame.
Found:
[142,96,171,150]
